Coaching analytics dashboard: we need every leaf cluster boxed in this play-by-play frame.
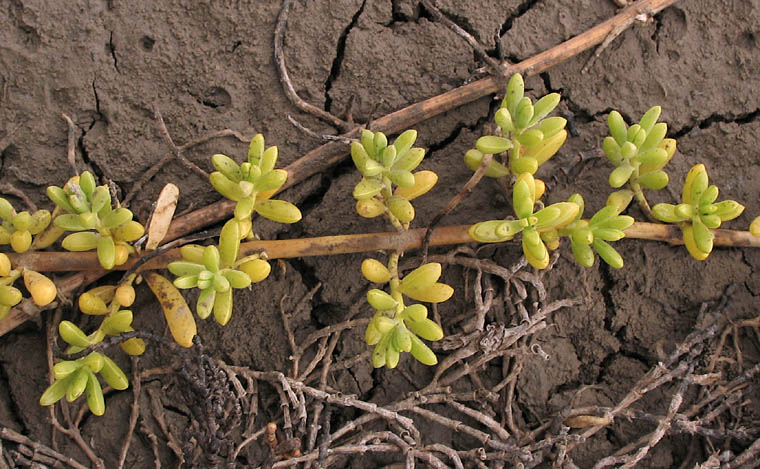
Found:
[363,261,452,368]
[465,73,567,180]
[653,164,744,259]
[47,171,145,269]
[210,134,301,238]
[168,219,271,326]
[0,197,51,253]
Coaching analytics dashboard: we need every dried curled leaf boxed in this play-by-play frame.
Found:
[146,183,179,250]
[564,415,612,429]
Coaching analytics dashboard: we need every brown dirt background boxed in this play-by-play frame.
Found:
[1,0,759,467]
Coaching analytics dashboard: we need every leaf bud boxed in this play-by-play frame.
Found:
[24,270,57,306]
[361,258,391,284]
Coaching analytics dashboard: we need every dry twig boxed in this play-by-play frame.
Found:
[0,183,36,212]
[419,0,502,73]
[0,427,89,469]
[117,356,142,469]
[60,113,79,177]
[275,0,351,131]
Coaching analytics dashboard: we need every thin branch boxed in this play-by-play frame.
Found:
[419,0,502,73]
[0,427,89,469]
[275,0,351,131]
[8,222,760,276]
[0,183,37,212]
[60,113,79,177]
[154,108,208,180]
[287,115,355,144]
[123,127,249,206]
[117,357,141,469]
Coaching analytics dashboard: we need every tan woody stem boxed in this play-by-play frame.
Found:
[7,223,760,275]
[2,220,758,336]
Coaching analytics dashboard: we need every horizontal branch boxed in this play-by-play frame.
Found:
[6,223,760,274]
[0,221,753,338]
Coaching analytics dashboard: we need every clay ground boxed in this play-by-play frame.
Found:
[1,0,760,467]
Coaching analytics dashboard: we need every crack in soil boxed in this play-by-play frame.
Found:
[293,159,354,222]
[672,108,760,139]
[0,143,8,174]
[739,250,758,297]
[284,257,321,300]
[567,96,630,125]
[537,70,628,125]
[324,0,367,115]
[651,11,665,53]
[499,0,543,38]
[538,71,558,94]
[597,260,653,381]
[79,80,106,179]
[598,260,621,341]
[345,366,362,395]
[539,72,586,136]
[108,31,120,73]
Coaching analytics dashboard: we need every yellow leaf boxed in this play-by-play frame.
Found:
[144,273,196,347]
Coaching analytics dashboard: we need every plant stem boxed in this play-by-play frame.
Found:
[509,140,521,170]
[3,221,760,337]
[380,178,404,232]
[629,179,657,222]
[387,251,404,318]
[8,223,760,275]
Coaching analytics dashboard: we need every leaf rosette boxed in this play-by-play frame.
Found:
[561,193,635,269]
[0,197,52,253]
[351,129,436,225]
[168,219,269,325]
[47,172,144,269]
[209,134,301,238]
[652,164,744,260]
[361,260,452,369]
[469,173,579,269]
[40,351,128,416]
[464,73,567,179]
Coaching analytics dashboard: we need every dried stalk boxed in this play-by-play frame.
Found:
[0,427,89,469]
[6,222,760,275]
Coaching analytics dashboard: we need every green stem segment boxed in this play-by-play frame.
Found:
[387,251,405,318]
[381,177,404,232]
[0,270,21,286]
[509,140,522,168]
[629,179,656,222]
